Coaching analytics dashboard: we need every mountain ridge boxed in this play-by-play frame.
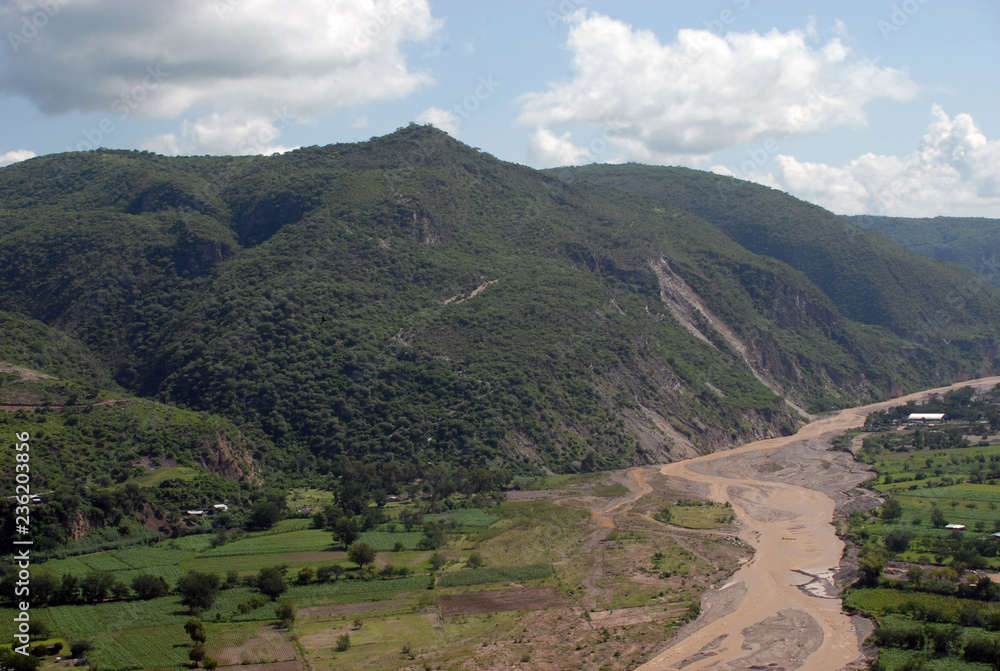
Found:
[0,125,997,480]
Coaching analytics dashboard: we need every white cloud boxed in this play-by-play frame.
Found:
[142,108,298,156]
[526,128,591,167]
[141,134,181,156]
[518,11,916,165]
[759,106,1000,217]
[415,107,459,135]
[0,149,35,167]
[0,0,440,154]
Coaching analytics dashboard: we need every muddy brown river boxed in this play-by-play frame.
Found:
[638,376,1000,671]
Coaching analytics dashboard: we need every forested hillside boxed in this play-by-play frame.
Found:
[846,214,1000,289]
[550,164,1000,346]
[1,125,998,486]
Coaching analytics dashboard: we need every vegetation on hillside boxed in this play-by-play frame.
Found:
[848,215,1000,290]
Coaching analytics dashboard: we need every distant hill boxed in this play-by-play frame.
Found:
[0,126,998,481]
[546,164,1000,346]
[845,215,1000,289]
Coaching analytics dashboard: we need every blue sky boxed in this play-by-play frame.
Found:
[1,0,998,216]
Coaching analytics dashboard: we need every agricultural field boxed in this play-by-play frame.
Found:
[0,469,747,670]
[843,388,1000,670]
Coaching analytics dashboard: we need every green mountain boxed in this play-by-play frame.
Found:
[548,164,1000,347]
[1,126,998,481]
[845,215,1000,289]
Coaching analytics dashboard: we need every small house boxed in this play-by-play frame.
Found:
[186,510,206,517]
[212,503,229,512]
[945,524,966,530]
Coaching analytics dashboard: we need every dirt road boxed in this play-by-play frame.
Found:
[638,376,1000,671]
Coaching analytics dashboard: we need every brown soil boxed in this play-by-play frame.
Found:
[215,623,299,666]
[217,663,304,671]
[438,587,560,616]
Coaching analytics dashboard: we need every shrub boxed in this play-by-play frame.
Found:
[964,632,1000,665]
[876,619,925,649]
[336,634,351,652]
[275,597,296,627]
[132,573,171,600]
[69,640,94,657]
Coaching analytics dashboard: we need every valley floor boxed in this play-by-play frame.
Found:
[10,376,1000,670]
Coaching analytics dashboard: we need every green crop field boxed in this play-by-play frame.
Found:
[195,528,335,558]
[437,563,552,587]
[356,531,426,551]
[285,576,429,607]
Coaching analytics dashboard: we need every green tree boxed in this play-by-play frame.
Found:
[347,542,376,569]
[31,573,58,606]
[132,573,171,600]
[930,507,947,528]
[0,651,40,671]
[257,566,288,599]
[332,516,360,549]
[429,551,445,571]
[398,508,423,531]
[189,642,206,665]
[882,498,902,521]
[69,640,94,657]
[184,618,207,644]
[858,543,889,585]
[80,571,114,602]
[275,597,296,627]
[884,529,912,553]
[248,501,283,530]
[176,571,221,612]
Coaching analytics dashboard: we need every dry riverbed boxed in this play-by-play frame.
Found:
[637,376,1000,671]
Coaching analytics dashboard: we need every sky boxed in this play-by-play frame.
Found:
[1,0,998,217]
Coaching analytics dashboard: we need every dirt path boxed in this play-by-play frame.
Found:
[591,467,654,529]
[638,375,1000,671]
